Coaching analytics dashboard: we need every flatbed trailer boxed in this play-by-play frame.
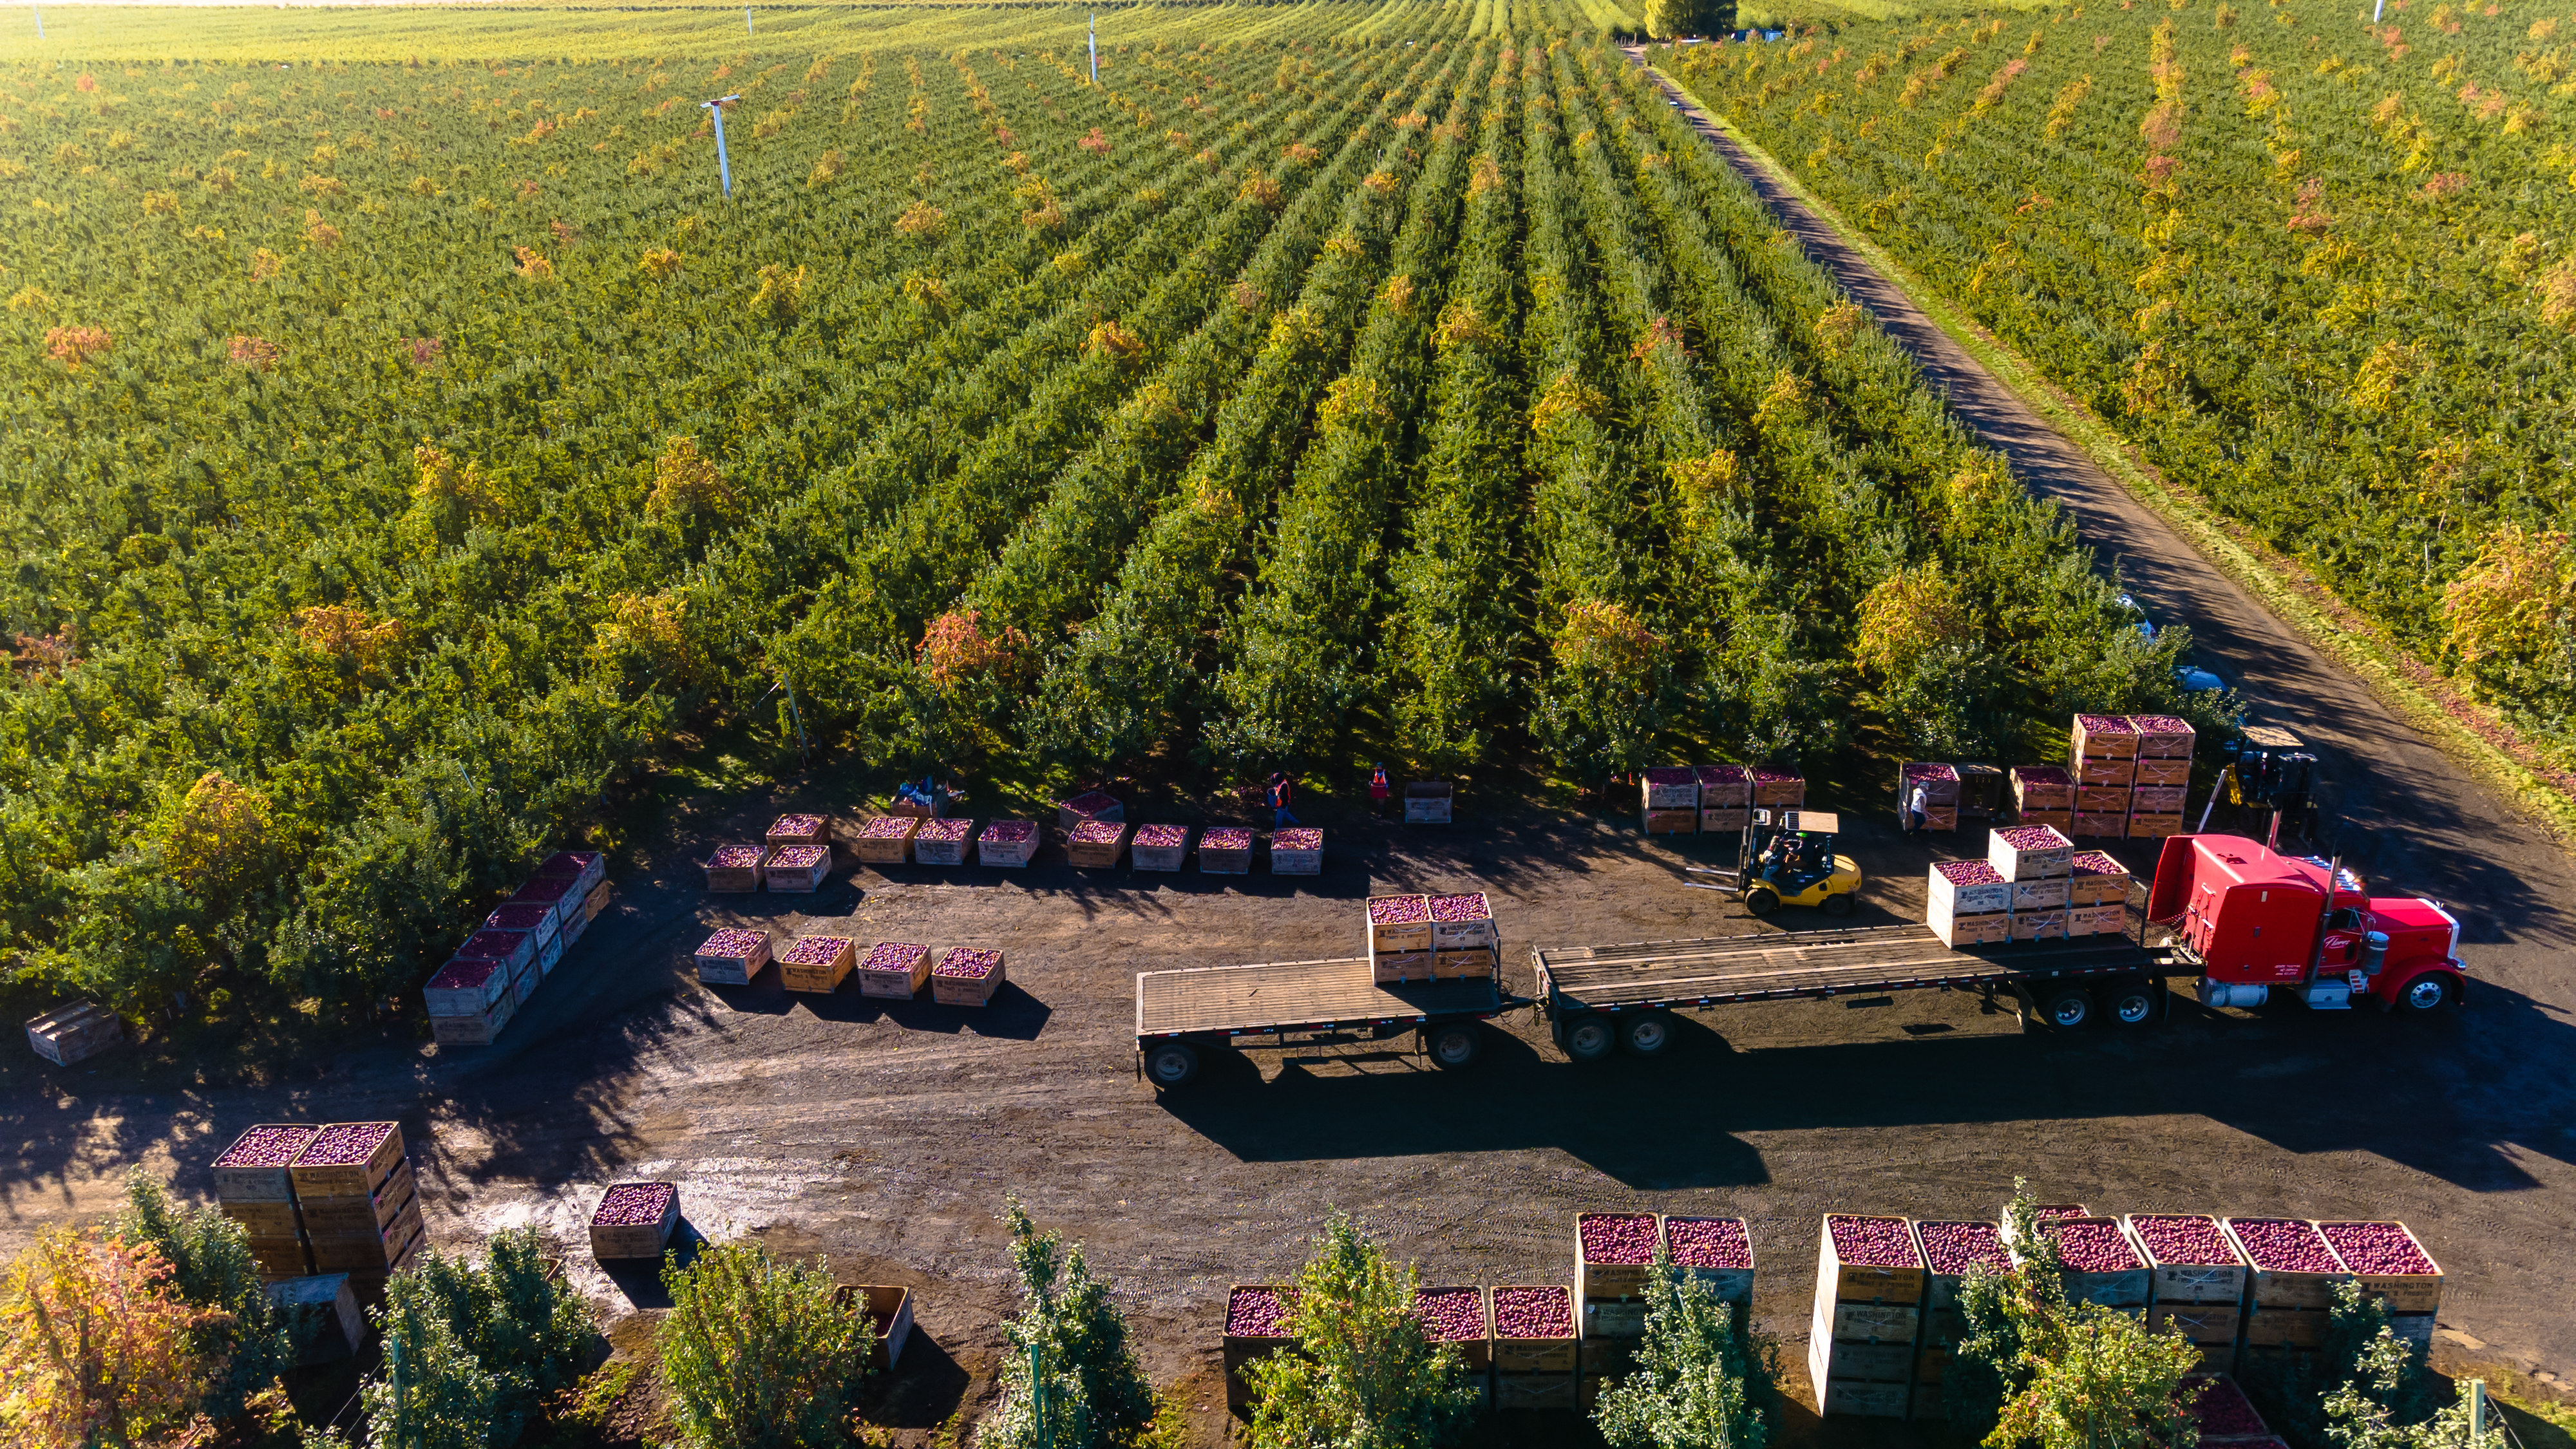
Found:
[1136,955,1518,1087]
[1532,922,2183,1059]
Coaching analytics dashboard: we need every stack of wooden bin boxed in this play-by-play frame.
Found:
[2020,1217,2150,1314]
[1575,1213,1655,1406]
[1493,1284,1578,1409]
[1910,1220,2009,1423]
[1751,769,1806,810]
[2129,1214,2249,1370]
[1898,763,1960,832]
[1697,766,1750,835]
[1642,768,1698,835]
[292,1122,422,1301]
[1367,895,1434,984]
[1926,860,2011,947]
[1811,1215,1923,1418]
[2128,715,2195,838]
[2067,851,2133,938]
[1428,893,1498,980]
[2009,766,2074,830]
[1223,1286,1296,1411]
[2070,715,2137,838]
[1989,826,2076,942]
[2224,1218,2347,1359]
[2319,1220,2443,1352]
[214,1124,321,1283]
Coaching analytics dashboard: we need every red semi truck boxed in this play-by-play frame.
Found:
[1521,831,2465,1059]
[2148,833,2465,1013]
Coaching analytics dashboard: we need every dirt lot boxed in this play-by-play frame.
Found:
[4,768,2571,1445]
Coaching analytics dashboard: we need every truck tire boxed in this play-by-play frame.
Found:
[2104,981,2158,1027]
[2399,973,2458,1014]
[1622,1013,1674,1056]
[1743,886,1780,918]
[1563,1015,1616,1063]
[2041,987,2092,1028]
[1820,892,1855,918]
[1425,1023,1482,1068]
[1144,1041,1200,1087]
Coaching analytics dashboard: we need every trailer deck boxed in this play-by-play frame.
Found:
[1134,956,1514,1085]
[1533,923,2170,1010]
[1136,957,1506,1039]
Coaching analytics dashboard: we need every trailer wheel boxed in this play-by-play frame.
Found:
[1622,1013,1674,1056]
[1144,1041,1200,1087]
[1563,1015,1616,1063]
[1425,1023,1482,1068]
[2041,987,2092,1028]
[2105,981,2158,1027]
[1743,886,1780,918]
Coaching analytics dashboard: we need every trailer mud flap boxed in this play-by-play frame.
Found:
[2008,981,2040,1032]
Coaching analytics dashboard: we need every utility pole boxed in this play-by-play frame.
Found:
[1088,12,1099,84]
[701,93,742,198]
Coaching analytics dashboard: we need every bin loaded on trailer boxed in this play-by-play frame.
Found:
[1533,833,2467,1059]
[1135,956,1517,1088]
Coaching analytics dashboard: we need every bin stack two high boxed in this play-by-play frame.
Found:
[1811,1215,1924,1418]
[214,1121,423,1301]
[422,850,607,1046]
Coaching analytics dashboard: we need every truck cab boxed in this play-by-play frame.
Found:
[2144,835,2463,1012]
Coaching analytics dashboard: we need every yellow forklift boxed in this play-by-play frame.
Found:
[1701,808,1865,917]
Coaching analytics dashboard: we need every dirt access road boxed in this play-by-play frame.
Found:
[3,782,2573,1444]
